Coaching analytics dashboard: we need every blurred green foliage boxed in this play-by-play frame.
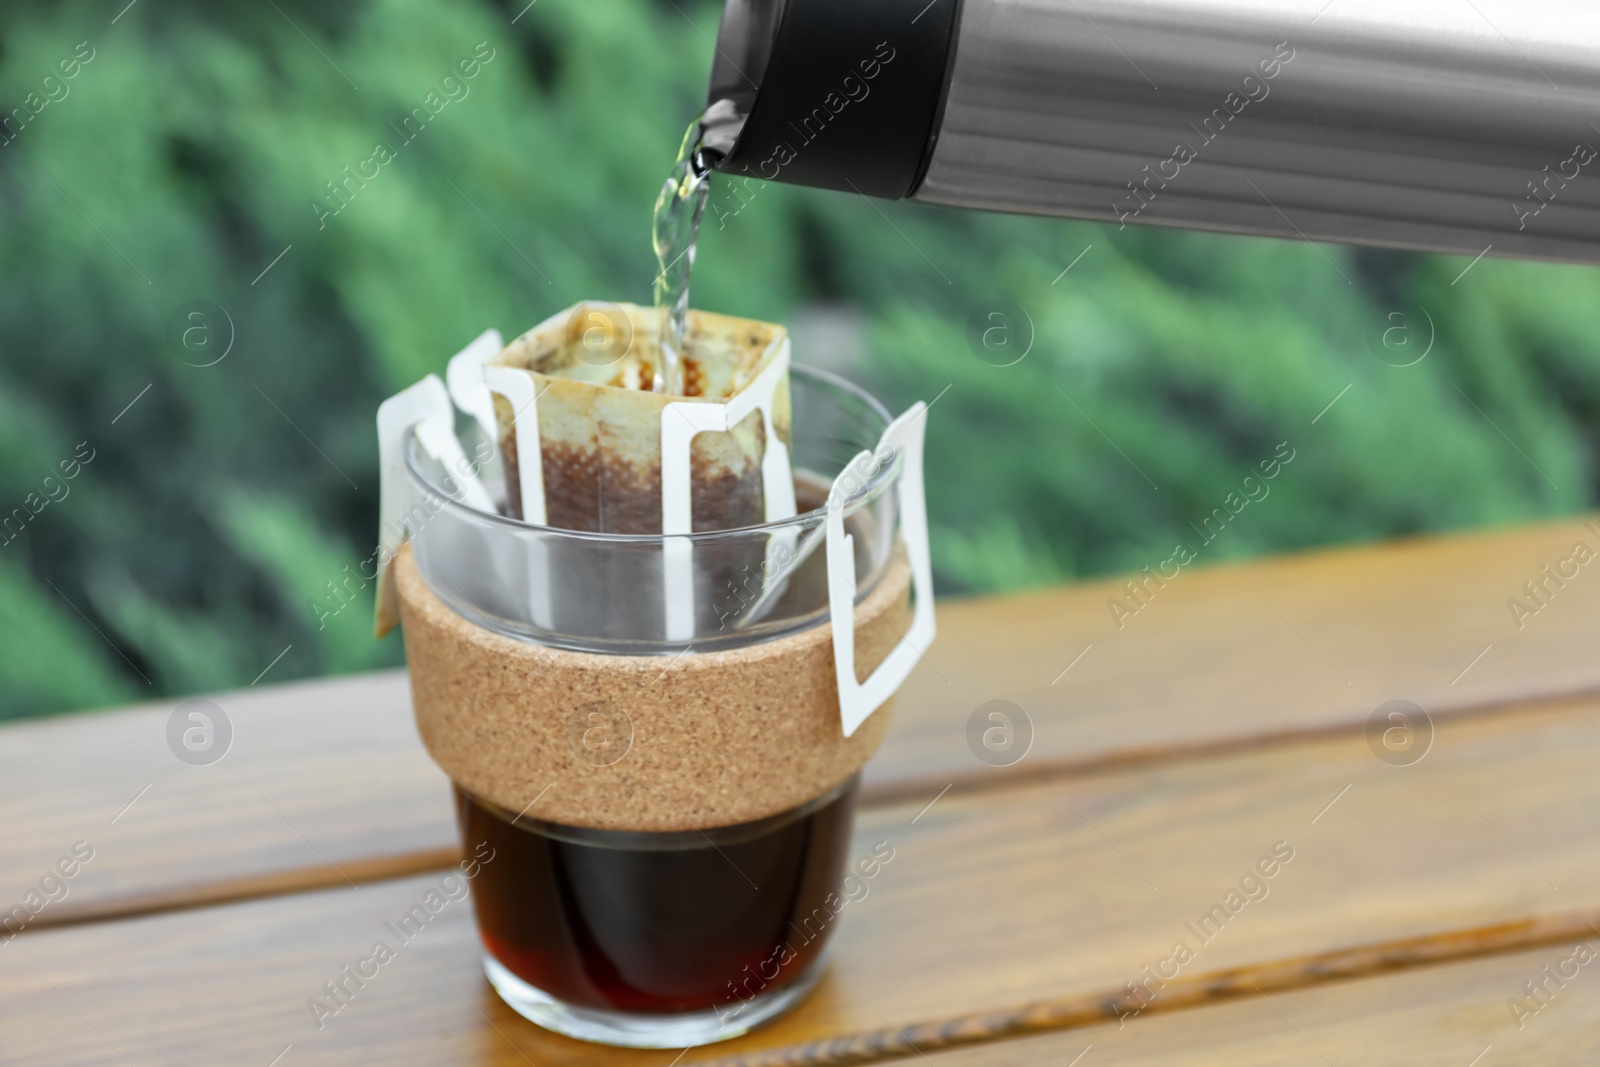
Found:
[0,0,1596,721]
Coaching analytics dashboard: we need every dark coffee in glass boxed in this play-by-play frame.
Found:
[457,775,859,1042]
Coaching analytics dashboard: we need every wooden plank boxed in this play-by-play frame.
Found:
[5,698,1600,1066]
[0,671,457,932]
[5,515,1599,926]
[876,513,1600,800]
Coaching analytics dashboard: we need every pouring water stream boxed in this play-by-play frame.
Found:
[651,117,714,396]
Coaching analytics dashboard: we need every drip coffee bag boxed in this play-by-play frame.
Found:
[485,301,795,534]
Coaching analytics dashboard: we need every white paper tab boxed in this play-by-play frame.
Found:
[374,374,494,636]
[659,339,797,641]
[446,328,506,506]
[825,403,936,737]
[482,366,547,527]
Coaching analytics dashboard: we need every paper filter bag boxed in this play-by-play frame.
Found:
[488,301,793,535]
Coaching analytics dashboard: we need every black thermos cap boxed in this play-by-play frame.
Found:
[705,0,963,199]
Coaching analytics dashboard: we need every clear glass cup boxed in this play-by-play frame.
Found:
[402,365,904,1046]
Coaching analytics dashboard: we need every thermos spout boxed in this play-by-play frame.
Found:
[706,0,1600,265]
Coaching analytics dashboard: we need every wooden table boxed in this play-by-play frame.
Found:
[6,516,1600,1065]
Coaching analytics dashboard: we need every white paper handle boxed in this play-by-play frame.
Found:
[660,342,797,535]
[826,403,936,737]
[445,329,504,443]
[482,366,546,526]
[659,340,797,641]
[446,329,506,506]
[377,374,494,554]
[482,366,557,628]
[373,374,495,635]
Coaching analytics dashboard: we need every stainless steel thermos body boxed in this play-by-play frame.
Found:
[704,0,1600,264]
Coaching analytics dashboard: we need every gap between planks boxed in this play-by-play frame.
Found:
[17,847,462,936]
[692,908,1600,1067]
[859,680,1600,808]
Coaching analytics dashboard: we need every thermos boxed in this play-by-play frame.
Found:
[702,0,1600,264]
